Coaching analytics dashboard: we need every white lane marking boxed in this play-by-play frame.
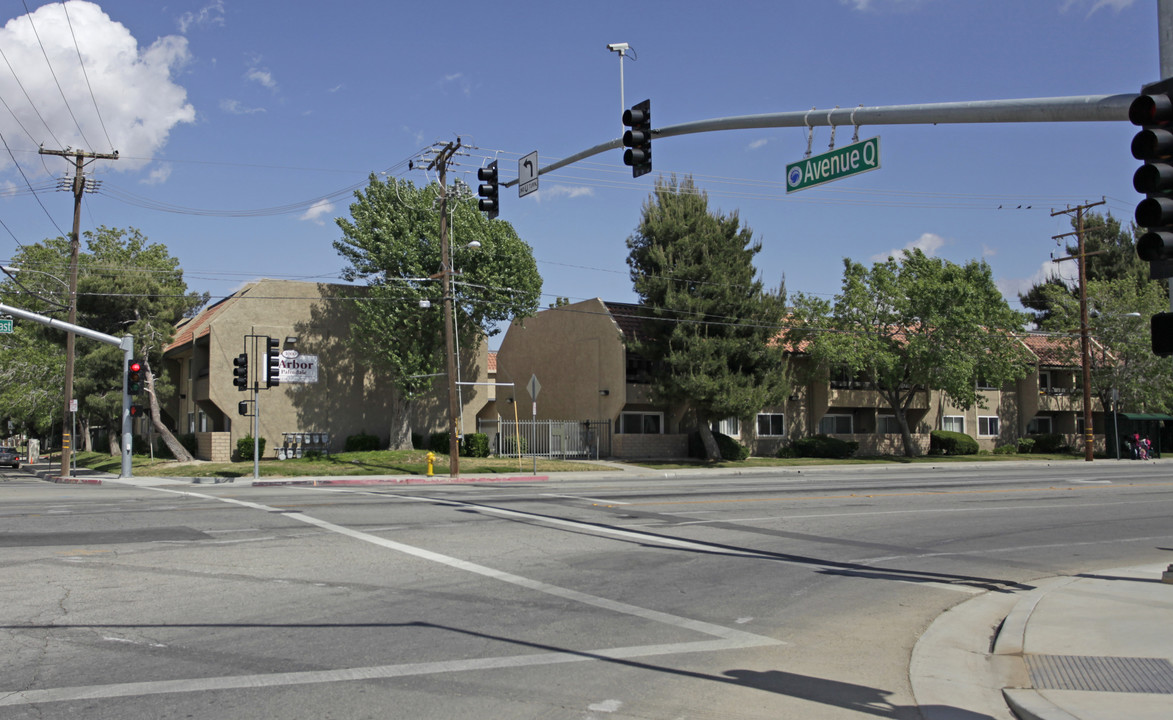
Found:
[542,493,629,505]
[0,638,756,708]
[307,488,987,594]
[0,484,783,707]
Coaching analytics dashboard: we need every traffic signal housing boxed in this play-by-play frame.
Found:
[1130,78,1173,279]
[622,99,652,178]
[265,337,281,388]
[127,360,143,394]
[477,161,499,219]
[233,352,249,391]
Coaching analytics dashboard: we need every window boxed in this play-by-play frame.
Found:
[187,412,195,434]
[819,414,853,434]
[976,374,998,391]
[757,413,785,436]
[619,412,662,434]
[878,414,901,434]
[712,417,739,437]
[1039,370,1052,394]
[1027,416,1052,434]
[978,416,1000,437]
[942,416,965,433]
[198,409,209,433]
[1077,416,1092,435]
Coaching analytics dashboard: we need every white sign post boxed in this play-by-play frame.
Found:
[527,373,540,474]
[519,151,539,198]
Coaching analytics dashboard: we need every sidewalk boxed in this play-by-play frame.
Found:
[912,562,1173,720]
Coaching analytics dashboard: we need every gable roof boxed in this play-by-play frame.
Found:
[164,283,253,354]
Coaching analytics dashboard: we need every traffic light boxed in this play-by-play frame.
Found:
[622,99,652,178]
[265,337,281,388]
[237,400,249,417]
[127,360,143,394]
[1130,78,1173,279]
[1153,313,1173,357]
[477,161,499,219]
[233,352,249,391]
[129,404,146,418]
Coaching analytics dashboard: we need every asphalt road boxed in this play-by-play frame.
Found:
[1,461,1171,719]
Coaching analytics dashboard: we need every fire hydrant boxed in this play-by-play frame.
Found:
[426,451,435,477]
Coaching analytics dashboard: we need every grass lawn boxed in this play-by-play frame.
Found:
[64,447,1087,479]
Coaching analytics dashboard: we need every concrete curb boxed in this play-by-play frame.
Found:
[1002,688,1081,720]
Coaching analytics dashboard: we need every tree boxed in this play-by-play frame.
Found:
[1032,276,1173,414]
[334,175,542,449]
[1020,212,1149,327]
[0,228,206,458]
[789,249,1033,457]
[626,175,790,460]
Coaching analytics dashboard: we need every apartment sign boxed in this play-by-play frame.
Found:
[279,351,318,383]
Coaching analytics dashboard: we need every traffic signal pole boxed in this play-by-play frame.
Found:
[500,94,1134,191]
[0,301,133,478]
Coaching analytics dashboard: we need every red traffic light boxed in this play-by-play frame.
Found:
[129,361,142,373]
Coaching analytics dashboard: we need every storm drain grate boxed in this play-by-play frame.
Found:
[1026,654,1173,694]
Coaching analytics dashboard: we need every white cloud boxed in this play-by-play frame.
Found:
[177,0,225,33]
[141,162,172,185]
[1060,0,1136,16]
[299,199,335,225]
[441,72,471,97]
[841,0,929,12]
[747,138,769,151]
[220,98,265,115]
[247,66,276,90]
[869,232,947,263]
[0,1,195,174]
[537,184,595,202]
[998,258,1078,301]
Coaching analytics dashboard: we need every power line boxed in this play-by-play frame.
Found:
[59,0,114,153]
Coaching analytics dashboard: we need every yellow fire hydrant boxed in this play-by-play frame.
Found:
[426,451,435,477]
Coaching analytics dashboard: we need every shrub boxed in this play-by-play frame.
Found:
[237,435,266,460]
[687,430,749,461]
[1017,437,1036,454]
[411,432,424,450]
[930,430,979,456]
[344,432,381,453]
[776,445,798,459]
[993,444,1017,455]
[461,433,490,458]
[791,434,859,459]
[428,431,450,454]
[178,433,197,456]
[1027,433,1067,454]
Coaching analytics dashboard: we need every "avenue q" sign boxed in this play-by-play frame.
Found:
[786,136,880,193]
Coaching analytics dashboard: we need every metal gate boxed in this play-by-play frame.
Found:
[477,418,611,459]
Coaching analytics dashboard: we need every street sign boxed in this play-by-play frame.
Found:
[786,136,880,193]
[0,317,12,333]
[519,151,539,198]
[527,373,541,400]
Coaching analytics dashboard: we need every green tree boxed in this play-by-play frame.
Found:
[626,175,790,460]
[334,175,542,449]
[0,228,206,458]
[789,249,1033,457]
[1020,212,1148,327]
[1032,276,1173,414]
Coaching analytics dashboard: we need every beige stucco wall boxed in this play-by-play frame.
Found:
[164,279,490,459]
[495,298,626,422]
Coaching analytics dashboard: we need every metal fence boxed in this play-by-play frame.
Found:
[477,418,611,460]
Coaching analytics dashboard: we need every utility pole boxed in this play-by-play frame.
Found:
[1052,199,1106,462]
[428,140,463,478]
[38,147,118,477]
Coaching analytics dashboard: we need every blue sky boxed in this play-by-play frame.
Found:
[0,0,1158,348]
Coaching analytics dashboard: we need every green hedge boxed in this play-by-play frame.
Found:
[790,434,859,459]
[930,430,979,455]
[344,432,381,452]
[461,433,490,458]
[236,435,266,460]
[1026,433,1068,454]
[687,430,749,461]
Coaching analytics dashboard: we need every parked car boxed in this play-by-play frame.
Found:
[0,446,19,468]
